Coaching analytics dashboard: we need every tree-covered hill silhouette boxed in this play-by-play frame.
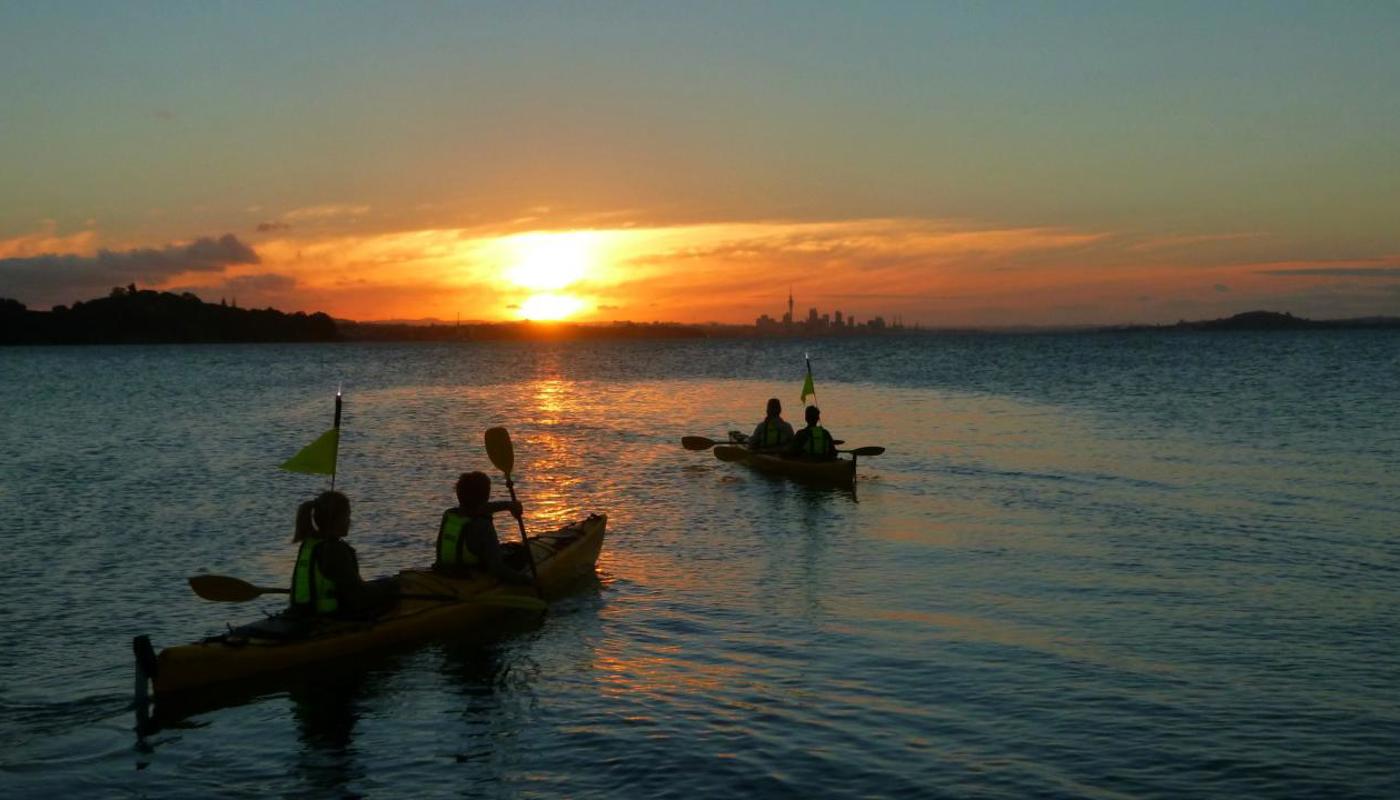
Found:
[0,286,339,344]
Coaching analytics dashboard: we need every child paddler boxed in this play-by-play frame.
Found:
[787,405,838,461]
[289,491,400,618]
[434,471,532,585]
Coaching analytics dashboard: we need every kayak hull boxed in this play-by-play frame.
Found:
[152,514,606,697]
[714,445,857,489]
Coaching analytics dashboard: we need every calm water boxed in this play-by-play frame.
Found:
[1,333,1397,798]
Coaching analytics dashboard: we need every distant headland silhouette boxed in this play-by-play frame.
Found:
[3,288,1397,345]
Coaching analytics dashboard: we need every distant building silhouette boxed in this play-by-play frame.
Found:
[751,292,906,335]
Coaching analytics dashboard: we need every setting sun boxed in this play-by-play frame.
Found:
[518,292,586,321]
[504,231,599,291]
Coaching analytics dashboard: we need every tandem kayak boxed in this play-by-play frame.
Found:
[137,514,606,701]
[714,444,858,489]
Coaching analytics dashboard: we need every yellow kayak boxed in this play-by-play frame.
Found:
[141,514,606,699]
[714,445,857,489]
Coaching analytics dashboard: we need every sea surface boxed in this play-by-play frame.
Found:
[1,333,1397,799]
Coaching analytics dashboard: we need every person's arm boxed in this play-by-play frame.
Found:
[787,428,809,454]
[476,500,523,517]
[750,422,766,447]
[317,539,366,590]
[826,430,839,458]
[465,520,531,585]
[780,421,795,444]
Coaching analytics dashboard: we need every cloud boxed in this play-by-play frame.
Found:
[171,272,298,307]
[223,273,296,293]
[1258,266,1400,278]
[0,234,259,307]
[597,304,621,310]
[256,221,292,233]
[284,204,371,222]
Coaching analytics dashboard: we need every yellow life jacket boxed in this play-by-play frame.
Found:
[291,539,338,614]
[437,510,482,568]
[760,418,786,447]
[804,425,829,457]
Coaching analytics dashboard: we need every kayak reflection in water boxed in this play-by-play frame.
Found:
[288,490,400,618]
[433,471,532,585]
[748,397,795,452]
[787,405,838,461]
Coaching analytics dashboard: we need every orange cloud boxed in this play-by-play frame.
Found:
[7,216,1398,324]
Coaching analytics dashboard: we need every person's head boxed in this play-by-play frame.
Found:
[766,398,782,417]
[455,471,491,509]
[805,405,821,425]
[293,490,351,542]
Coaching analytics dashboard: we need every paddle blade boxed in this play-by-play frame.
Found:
[714,445,750,463]
[845,446,885,457]
[682,436,718,451]
[189,574,283,603]
[484,427,515,476]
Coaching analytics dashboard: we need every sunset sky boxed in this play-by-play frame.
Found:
[3,2,1398,326]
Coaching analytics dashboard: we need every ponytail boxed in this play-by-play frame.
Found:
[292,500,317,542]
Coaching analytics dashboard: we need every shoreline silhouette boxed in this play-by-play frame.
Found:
[3,290,1396,345]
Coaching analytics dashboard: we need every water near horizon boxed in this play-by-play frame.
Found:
[1,333,1397,798]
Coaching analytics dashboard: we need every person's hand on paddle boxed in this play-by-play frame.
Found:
[509,501,524,520]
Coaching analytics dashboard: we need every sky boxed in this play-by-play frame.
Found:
[2,1,1399,326]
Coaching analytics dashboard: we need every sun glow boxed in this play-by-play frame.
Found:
[504,231,599,291]
[518,293,586,321]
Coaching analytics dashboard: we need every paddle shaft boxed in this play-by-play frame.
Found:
[502,475,543,594]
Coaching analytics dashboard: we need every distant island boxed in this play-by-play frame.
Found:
[1,286,338,344]
[4,290,1398,346]
[1105,310,1400,333]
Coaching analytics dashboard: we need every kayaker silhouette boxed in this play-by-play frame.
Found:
[288,491,400,618]
[788,405,838,461]
[434,471,532,585]
[749,397,795,451]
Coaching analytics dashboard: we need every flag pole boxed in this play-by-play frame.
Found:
[330,386,342,490]
[806,354,818,408]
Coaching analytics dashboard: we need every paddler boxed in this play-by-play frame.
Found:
[748,397,795,451]
[434,471,532,585]
[788,405,838,460]
[289,490,400,617]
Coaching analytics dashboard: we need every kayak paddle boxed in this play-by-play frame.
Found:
[681,435,723,450]
[839,446,885,457]
[187,574,546,611]
[484,426,544,598]
[686,435,853,451]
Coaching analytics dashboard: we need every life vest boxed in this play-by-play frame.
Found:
[437,510,482,568]
[760,418,786,447]
[804,425,829,457]
[291,539,338,614]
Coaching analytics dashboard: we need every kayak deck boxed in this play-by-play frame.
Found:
[149,513,606,697]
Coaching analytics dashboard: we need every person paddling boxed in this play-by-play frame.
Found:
[289,491,399,618]
[434,471,531,585]
[788,405,837,461]
[749,397,795,451]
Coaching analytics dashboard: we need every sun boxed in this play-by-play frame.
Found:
[504,231,598,291]
[518,293,586,321]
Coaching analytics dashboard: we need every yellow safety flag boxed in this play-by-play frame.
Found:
[800,357,816,405]
[279,428,340,475]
